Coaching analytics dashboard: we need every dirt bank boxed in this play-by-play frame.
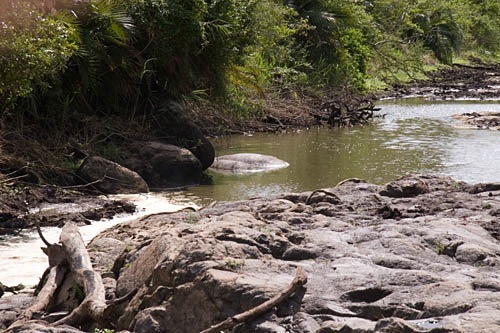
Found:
[0,183,135,236]
[388,63,500,100]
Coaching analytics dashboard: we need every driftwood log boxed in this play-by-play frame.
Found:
[7,222,119,331]
[201,267,308,333]
[52,222,108,327]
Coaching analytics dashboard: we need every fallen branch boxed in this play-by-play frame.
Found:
[17,265,67,321]
[52,222,108,327]
[305,189,341,205]
[35,218,53,247]
[200,267,307,333]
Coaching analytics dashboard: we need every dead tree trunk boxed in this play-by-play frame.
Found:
[52,222,108,327]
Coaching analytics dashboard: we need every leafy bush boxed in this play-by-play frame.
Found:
[0,2,77,111]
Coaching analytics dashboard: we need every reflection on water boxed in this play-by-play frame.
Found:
[186,99,500,202]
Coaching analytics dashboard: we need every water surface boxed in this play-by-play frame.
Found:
[187,99,500,203]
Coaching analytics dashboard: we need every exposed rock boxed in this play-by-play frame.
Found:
[452,111,500,131]
[153,101,215,170]
[0,293,34,330]
[5,175,500,332]
[122,141,203,189]
[4,322,85,333]
[77,156,149,194]
[210,153,289,174]
[379,175,430,198]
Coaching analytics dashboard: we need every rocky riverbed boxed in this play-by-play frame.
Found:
[2,174,500,332]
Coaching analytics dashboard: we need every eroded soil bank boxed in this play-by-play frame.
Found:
[2,175,500,332]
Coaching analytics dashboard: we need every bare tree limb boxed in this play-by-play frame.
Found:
[200,267,307,333]
[52,222,107,327]
[35,218,53,247]
[16,265,67,321]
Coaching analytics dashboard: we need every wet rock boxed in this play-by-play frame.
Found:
[468,182,500,194]
[122,141,203,189]
[77,156,149,194]
[452,111,500,131]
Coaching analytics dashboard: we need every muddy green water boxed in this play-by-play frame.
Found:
[185,98,500,203]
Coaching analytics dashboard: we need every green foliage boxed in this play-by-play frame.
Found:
[409,9,463,64]
[468,0,500,52]
[72,284,85,302]
[0,2,77,111]
[2,0,500,126]
[55,0,138,115]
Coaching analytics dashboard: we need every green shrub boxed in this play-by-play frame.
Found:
[0,2,77,111]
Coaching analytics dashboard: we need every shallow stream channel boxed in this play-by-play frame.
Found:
[2,98,500,288]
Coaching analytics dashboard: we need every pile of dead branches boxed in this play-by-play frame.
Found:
[311,94,382,127]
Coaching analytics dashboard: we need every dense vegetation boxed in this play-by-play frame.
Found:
[0,0,499,182]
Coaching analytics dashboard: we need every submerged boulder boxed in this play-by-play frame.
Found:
[122,141,203,189]
[210,153,289,174]
[452,111,500,130]
[77,156,149,194]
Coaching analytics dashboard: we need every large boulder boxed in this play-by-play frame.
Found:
[77,156,149,194]
[154,101,215,170]
[122,141,203,189]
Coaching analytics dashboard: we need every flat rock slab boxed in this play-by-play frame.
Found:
[6,175,500,332]
[210,153,289,174]
[452,111,500,130]
[81,174,500,332]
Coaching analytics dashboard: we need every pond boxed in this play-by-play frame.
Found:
[2,98,500,287]
[185,98,500,204]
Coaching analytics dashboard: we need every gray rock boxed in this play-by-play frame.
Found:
[122,141,203,189]
[379,175,430,198]
[17,174,500,332]
[317,318,376,332]
[77,156,149,194]
[0,293,34,330]
[4,322,85,333]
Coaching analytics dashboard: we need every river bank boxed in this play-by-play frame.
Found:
[0,63,496,330]
[2,175,500,332]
